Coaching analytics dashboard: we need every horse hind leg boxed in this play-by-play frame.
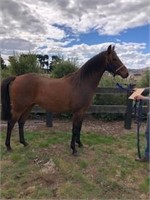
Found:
[18,120,28,147]
[18,105,34,147]
[5,114,19,151]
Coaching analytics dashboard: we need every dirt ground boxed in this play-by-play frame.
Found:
[1,116,146,135]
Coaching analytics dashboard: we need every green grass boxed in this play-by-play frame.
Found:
[1,129,149,199]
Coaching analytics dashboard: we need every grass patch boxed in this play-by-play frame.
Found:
[82,132,115,145]
[140,177,150,193]
[1,129,149,199]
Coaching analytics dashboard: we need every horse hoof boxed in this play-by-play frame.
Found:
[7,146,12,151]
[24,142,29,147]
[78,143,83,148]
[76,141,83,148]
[72,150,79,156]
[21,141,29,147]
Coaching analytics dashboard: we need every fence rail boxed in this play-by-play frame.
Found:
[30,87,148,129]
[31,87,128,114]
[88,105,126,114]
[1,87,147,129]
[32,104,127,114]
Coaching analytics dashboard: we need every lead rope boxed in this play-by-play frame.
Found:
[135,100,142,158]
[116,83,142,157]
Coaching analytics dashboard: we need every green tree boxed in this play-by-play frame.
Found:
[137,69,150,87]
[36,54,50,72]
[51,57,78,78]
[50,55,62,71]
[93,73,128,120]
[0,57,7,70]
[99,73,127,87]
[8,53,42,76]
[1,56,12,79]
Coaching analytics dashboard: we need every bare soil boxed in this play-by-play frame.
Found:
[1,116,146,136]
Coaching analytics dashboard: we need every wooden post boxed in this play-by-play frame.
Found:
[124,92,133,129]
[46,112,53,127]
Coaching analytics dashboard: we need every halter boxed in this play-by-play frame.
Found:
[115,64,125,73]
[106,63,125,77]
[134,99,143,159]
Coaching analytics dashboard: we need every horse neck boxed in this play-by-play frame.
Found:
[79,52,106,90]
[85,69,105,90]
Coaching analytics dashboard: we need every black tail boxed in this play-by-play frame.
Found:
[1,76,16,121]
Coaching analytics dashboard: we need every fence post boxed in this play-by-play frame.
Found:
[124,92,133,129]
[46,111,53,127]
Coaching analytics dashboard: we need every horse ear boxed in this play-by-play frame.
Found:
[107,45,112,54]
[112,45,115,50]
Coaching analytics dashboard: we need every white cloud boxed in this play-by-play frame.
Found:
[0,0,149,69]
[59,42,150,69]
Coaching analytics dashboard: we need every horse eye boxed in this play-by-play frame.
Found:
[113,58,117,61]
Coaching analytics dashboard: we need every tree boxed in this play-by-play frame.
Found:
[36,54,50,72]
[137,69,150,87]
[8,53,42,75]
[50,55,62,71]
[0,57,7,70]
[51,56,78,78]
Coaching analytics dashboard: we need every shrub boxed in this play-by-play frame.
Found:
[99,73,127,87]
[51,59,78,78]
[92,73,128,120]
[137,69,150,87]
[8,53,42,76]
[1,68,11,79]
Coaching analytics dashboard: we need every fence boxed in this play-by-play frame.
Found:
[31,87,148,129]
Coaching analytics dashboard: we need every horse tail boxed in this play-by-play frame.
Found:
[1,76,16,121]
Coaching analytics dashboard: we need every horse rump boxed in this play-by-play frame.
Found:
[1,76,16,121]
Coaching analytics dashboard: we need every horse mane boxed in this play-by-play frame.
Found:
[68,51,106,85]
[79,51,106,78]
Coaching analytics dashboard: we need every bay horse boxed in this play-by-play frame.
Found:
[1,45,129,155]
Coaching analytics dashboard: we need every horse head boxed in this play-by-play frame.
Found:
[105,45,129,78]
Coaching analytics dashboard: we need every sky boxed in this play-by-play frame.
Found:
[0,0,150,69]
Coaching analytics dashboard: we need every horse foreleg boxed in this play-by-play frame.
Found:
[71,126,78,155]
[71,113,84,155]
[75,122,83,148]
[5,119,16,151]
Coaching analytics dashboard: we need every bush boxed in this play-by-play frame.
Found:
[8,53,42,76]
[94,73,127,106]
[99,73,128,87]
[92,73,128,121]
[137,69,150,87]
[51,59,78,78]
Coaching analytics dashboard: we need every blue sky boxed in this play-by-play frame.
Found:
[66,24,149,52]
[0,0,149,69]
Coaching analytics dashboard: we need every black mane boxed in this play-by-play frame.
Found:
[79,51,106,79]
[68,50,106,85]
